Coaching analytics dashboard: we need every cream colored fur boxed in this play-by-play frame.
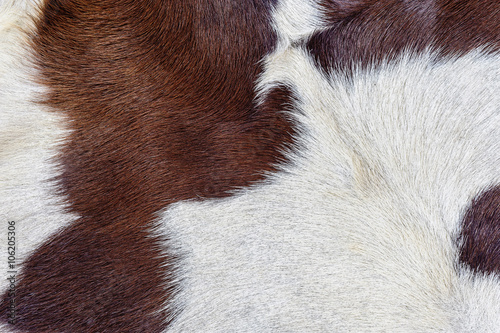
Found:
[2,1,500,332]
[163,30,500,333]
[0,4,77,331]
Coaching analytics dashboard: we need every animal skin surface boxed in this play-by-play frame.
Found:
[1,0,500,332]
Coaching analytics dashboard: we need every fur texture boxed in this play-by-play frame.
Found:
[164,48,500,332]
[0,0,74,303]
[1,0,500,332]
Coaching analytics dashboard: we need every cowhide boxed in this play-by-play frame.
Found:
[1,0,500,332]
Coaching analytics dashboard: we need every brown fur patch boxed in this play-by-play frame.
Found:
[459,187,500,275]
[310,0,500,74]
[4,221,176,333]
[1,0,296,332]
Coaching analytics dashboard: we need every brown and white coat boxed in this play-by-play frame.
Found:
[1,0,500,332]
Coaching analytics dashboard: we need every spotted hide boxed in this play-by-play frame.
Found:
[1,0,500,332]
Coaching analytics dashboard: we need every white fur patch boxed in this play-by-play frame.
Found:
[0,2,77,329]
[161,47,500,332]
[271,0,329,44]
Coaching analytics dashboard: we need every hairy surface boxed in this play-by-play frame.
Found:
[0,0,75,315]
[1,0,500,332]
[165,49,500,332]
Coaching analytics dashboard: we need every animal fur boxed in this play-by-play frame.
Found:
[1,0,500,332]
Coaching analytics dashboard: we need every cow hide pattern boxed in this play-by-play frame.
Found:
[1,0,500,332]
